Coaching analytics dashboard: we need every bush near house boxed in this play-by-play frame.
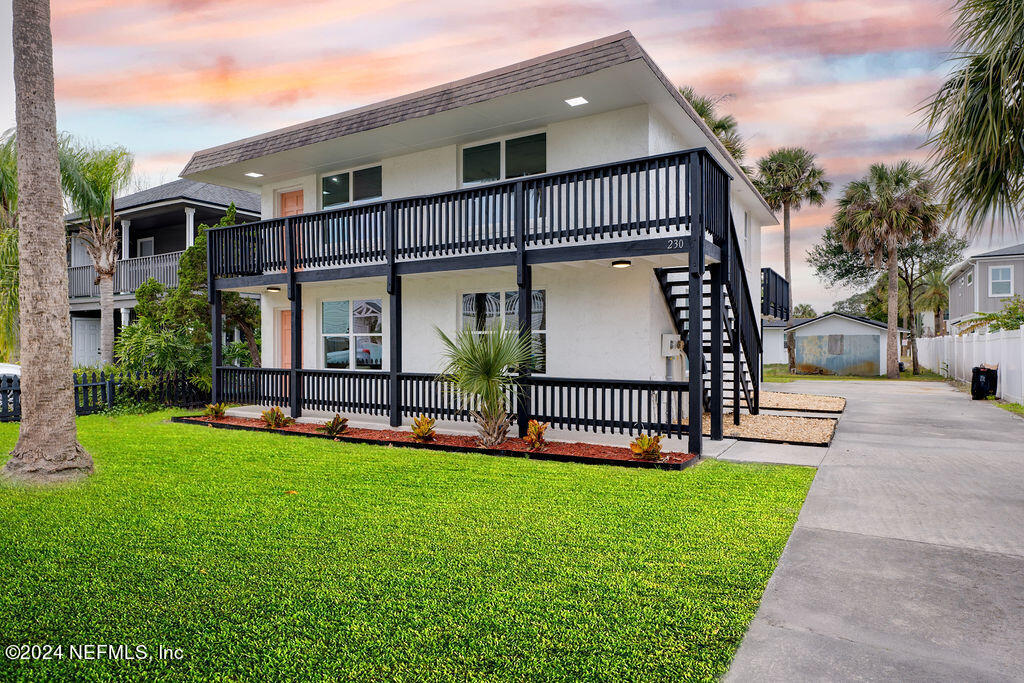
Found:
[0,411,814,681]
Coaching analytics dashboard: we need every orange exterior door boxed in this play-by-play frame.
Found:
[280,310,292,368]
[279,190,304,217]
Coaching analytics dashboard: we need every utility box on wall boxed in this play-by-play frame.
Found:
[661,333,682,357]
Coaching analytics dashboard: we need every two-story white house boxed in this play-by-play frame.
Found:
[181,31,780,456]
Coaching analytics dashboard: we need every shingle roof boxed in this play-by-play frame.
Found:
[764,317,813,328]
[181,33,642,176]
[974,242,1024,259]
[113,179,260,213]
[178,31,772,216]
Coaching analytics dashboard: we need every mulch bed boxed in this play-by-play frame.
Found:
[683,412,837,447]
[173,415,699,470]
[759,391,846,414]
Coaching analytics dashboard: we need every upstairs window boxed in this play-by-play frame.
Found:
[461,133,546,186]
[322,165,382,209]
[460,290,546,372]
[990,266,1013,297]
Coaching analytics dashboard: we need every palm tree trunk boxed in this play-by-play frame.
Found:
[885,247,900,379]
[4,0,91,482]
[783,202,797,373]
[936,306,944,336]
[98,272,114,364]
[237,319,261,368]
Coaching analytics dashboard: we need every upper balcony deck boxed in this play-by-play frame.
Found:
[69,251,184,300]
[207,148,732,287]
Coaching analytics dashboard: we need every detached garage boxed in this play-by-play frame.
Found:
[763,313,906,376]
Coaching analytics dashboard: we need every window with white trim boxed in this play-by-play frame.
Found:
[967,272,973,286]
[460,290,546,372]
[321,165,382,209]
[461,133,546,185]
[990,265,1013,297]
[321,299,383,370]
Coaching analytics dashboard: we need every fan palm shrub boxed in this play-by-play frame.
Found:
[436,326,533,447]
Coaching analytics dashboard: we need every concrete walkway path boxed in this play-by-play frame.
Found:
[724,380,1024,681]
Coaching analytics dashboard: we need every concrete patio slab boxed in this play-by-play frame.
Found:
[727,379,1024,680]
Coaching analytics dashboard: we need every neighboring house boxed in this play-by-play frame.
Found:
[946,242,1024,333]
[183,31,784,456]
[764,313,907,376]
[66,179,259,366]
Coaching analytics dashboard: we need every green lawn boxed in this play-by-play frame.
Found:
[0,411,814,681]
[763,363,946,383]
[988,397,1024,417]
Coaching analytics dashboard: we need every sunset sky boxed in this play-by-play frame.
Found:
[1,0,1020,310]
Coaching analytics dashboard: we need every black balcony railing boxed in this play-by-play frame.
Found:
[68,251,184,299]
[208,149,731,279]
[761,267,790,321]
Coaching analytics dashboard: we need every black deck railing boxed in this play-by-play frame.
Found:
[761,267,790,321]
[724,220,761,414]
[216,366,690,440]
[208,149,731,278]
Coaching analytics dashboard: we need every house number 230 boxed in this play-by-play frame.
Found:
[667,238,685,249]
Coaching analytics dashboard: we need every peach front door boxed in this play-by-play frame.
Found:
[279,190,303,217]
[279,310,302,368]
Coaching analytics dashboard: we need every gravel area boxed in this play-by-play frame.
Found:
[686,412,838,446]
[760,391,846,413]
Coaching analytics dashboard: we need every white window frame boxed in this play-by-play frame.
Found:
[135,237,154,258]
[457,289,547,373]
[319,162,383,210]
[966,272,973,286]
[458,129,547,188]
[319,298,384,371]
[989,265,1013,298]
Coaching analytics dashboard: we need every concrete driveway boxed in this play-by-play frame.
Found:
[723,380,1024,681]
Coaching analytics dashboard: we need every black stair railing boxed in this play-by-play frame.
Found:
[761,267,791,321]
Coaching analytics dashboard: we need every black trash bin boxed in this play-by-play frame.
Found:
[971,366,998,400]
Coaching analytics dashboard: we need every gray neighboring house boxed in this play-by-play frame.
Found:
[66,179,259,367]
[945,242,1024,333]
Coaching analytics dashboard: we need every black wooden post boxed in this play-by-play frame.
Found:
[285,216,302,419]
[709,263,724,440]
[687,151,705,457]
[733,308,742,425]
[514,181,531,438]
[385,202,403,427]
[211,289,223,405]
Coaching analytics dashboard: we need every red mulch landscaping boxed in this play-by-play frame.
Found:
[183,415,696,466]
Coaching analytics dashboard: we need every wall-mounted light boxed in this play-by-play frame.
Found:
[244,172,264,178]
[612,260,631,269]
[265,286,281,293]
[564,96,588,107]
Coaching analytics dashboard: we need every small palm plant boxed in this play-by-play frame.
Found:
[436,326,533,447]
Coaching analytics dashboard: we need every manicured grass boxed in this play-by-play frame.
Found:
[0,411,814,681]
[763,363,946,383]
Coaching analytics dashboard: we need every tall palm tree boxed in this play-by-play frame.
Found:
[917,269,949,337]
[754,147,831,371]
[66,144,134,365]
[925,0,1024,232]
[679,86,747,164]
[833,161,943,378]
[4,0,92,482]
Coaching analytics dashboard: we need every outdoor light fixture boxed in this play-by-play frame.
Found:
[244,172,264,178]
[612,260,631,269]
[564,96,588,107]
[265,286,281,293]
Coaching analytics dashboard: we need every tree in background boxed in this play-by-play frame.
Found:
[65,143,134,365]
[824,162,946,376]
[926,0,1024,232]
[753,148,831,372]
[4,0,92,482]
[830,292,868,317]
[792,303,817,318]
[917,269,950,337]
[679,86,747,165]
[116,205,260,384]
[959,295,1024,333]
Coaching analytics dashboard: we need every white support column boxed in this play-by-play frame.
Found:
[184,207,196,248]
[120,219,131,258]
[120,307,131,328]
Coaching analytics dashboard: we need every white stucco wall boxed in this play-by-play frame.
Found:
[763,327,787,365]
[261,262,683,382]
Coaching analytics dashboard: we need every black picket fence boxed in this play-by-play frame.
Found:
[0,372,209,422]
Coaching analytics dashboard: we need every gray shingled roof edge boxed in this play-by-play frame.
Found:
[179,31,772,217]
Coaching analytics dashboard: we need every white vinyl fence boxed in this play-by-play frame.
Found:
[917,326,1024,404]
